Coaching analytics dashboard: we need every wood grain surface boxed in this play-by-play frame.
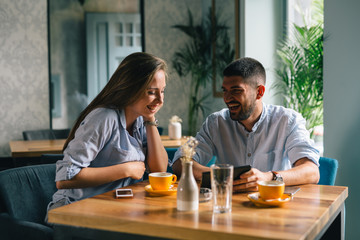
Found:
[48,181,348,240]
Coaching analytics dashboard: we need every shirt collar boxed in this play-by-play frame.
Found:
[119,109,143,130]
[251,102,266,132]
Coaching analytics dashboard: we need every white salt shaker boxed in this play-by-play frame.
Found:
[168,115,182,140]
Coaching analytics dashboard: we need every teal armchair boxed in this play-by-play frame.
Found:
[0,164,57,240]
[166,148,178,173]
[318,157,339,186]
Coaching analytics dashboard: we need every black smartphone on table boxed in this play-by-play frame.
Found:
[200,165,251,188]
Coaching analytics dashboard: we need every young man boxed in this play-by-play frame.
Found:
[171,57,320,192]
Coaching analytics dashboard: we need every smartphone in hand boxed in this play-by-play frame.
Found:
[233,165,251,180]
[200,165,251,188]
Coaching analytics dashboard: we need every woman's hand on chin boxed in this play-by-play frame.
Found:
[143,115,156,122]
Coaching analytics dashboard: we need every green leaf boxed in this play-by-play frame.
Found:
[273,4,324,133]
[172,6,235,135]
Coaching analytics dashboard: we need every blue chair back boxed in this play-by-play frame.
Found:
[22,129,55,140]
[166,148,178,173]
[140,148,178,179]
[318,157,338,185]
[0,164,56,240]
[207,156,216,166]
[41,153,64,164]
[0,164,57,222]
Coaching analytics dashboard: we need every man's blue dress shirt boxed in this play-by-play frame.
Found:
[172,104,320,172]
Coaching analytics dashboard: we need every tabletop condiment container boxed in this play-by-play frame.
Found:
[177,161,199,211]
[168,115,182,140]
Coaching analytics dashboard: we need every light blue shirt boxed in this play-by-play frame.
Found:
[172,104,320,172]
[49,108,147,207]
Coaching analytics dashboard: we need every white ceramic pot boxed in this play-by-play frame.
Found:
[168,122,182,139]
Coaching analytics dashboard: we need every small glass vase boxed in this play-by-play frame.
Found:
[177,161,199,211]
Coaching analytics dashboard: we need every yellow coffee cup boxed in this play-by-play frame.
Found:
[257,180,285,200]
[149,172,177,191]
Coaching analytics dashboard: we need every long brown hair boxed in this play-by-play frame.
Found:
[63,52,167,150]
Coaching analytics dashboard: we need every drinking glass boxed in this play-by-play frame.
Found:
[210,164,233,213]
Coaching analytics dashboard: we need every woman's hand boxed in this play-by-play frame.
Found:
[124,161,146,180]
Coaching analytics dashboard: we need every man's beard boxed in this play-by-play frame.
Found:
[229,100,256,122]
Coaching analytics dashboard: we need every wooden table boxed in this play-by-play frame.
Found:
[48,182,348,240]
[9,136,188,158]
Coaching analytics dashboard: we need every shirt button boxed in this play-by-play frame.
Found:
[247,153,251,157]
[246,134,249,137]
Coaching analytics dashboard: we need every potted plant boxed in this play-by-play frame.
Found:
[172,8,234,136]
[274,0,324,137]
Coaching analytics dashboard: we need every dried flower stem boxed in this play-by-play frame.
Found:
[180,137,199,163]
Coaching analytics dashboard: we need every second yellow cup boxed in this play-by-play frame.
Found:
[257,180,285,200]
[149,172,177,191]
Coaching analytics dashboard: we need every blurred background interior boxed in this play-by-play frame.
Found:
[0,0,359,238]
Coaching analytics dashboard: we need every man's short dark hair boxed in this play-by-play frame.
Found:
[223,57,266,86]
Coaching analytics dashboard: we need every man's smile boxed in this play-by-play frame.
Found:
[227,102,241,111]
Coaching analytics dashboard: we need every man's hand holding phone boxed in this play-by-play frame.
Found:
[201,165,251,189]
[233,168,273,192]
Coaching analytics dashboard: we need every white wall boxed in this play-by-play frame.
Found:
[324,0,360,239]
[244,0,283,105]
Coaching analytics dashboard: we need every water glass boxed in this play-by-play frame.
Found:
[210,164,233,213]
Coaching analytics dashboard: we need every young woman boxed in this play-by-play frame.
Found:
[47,52,168,213]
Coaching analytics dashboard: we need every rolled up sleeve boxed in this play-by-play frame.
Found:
[286,113,320,167]
[55,108,116,181]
